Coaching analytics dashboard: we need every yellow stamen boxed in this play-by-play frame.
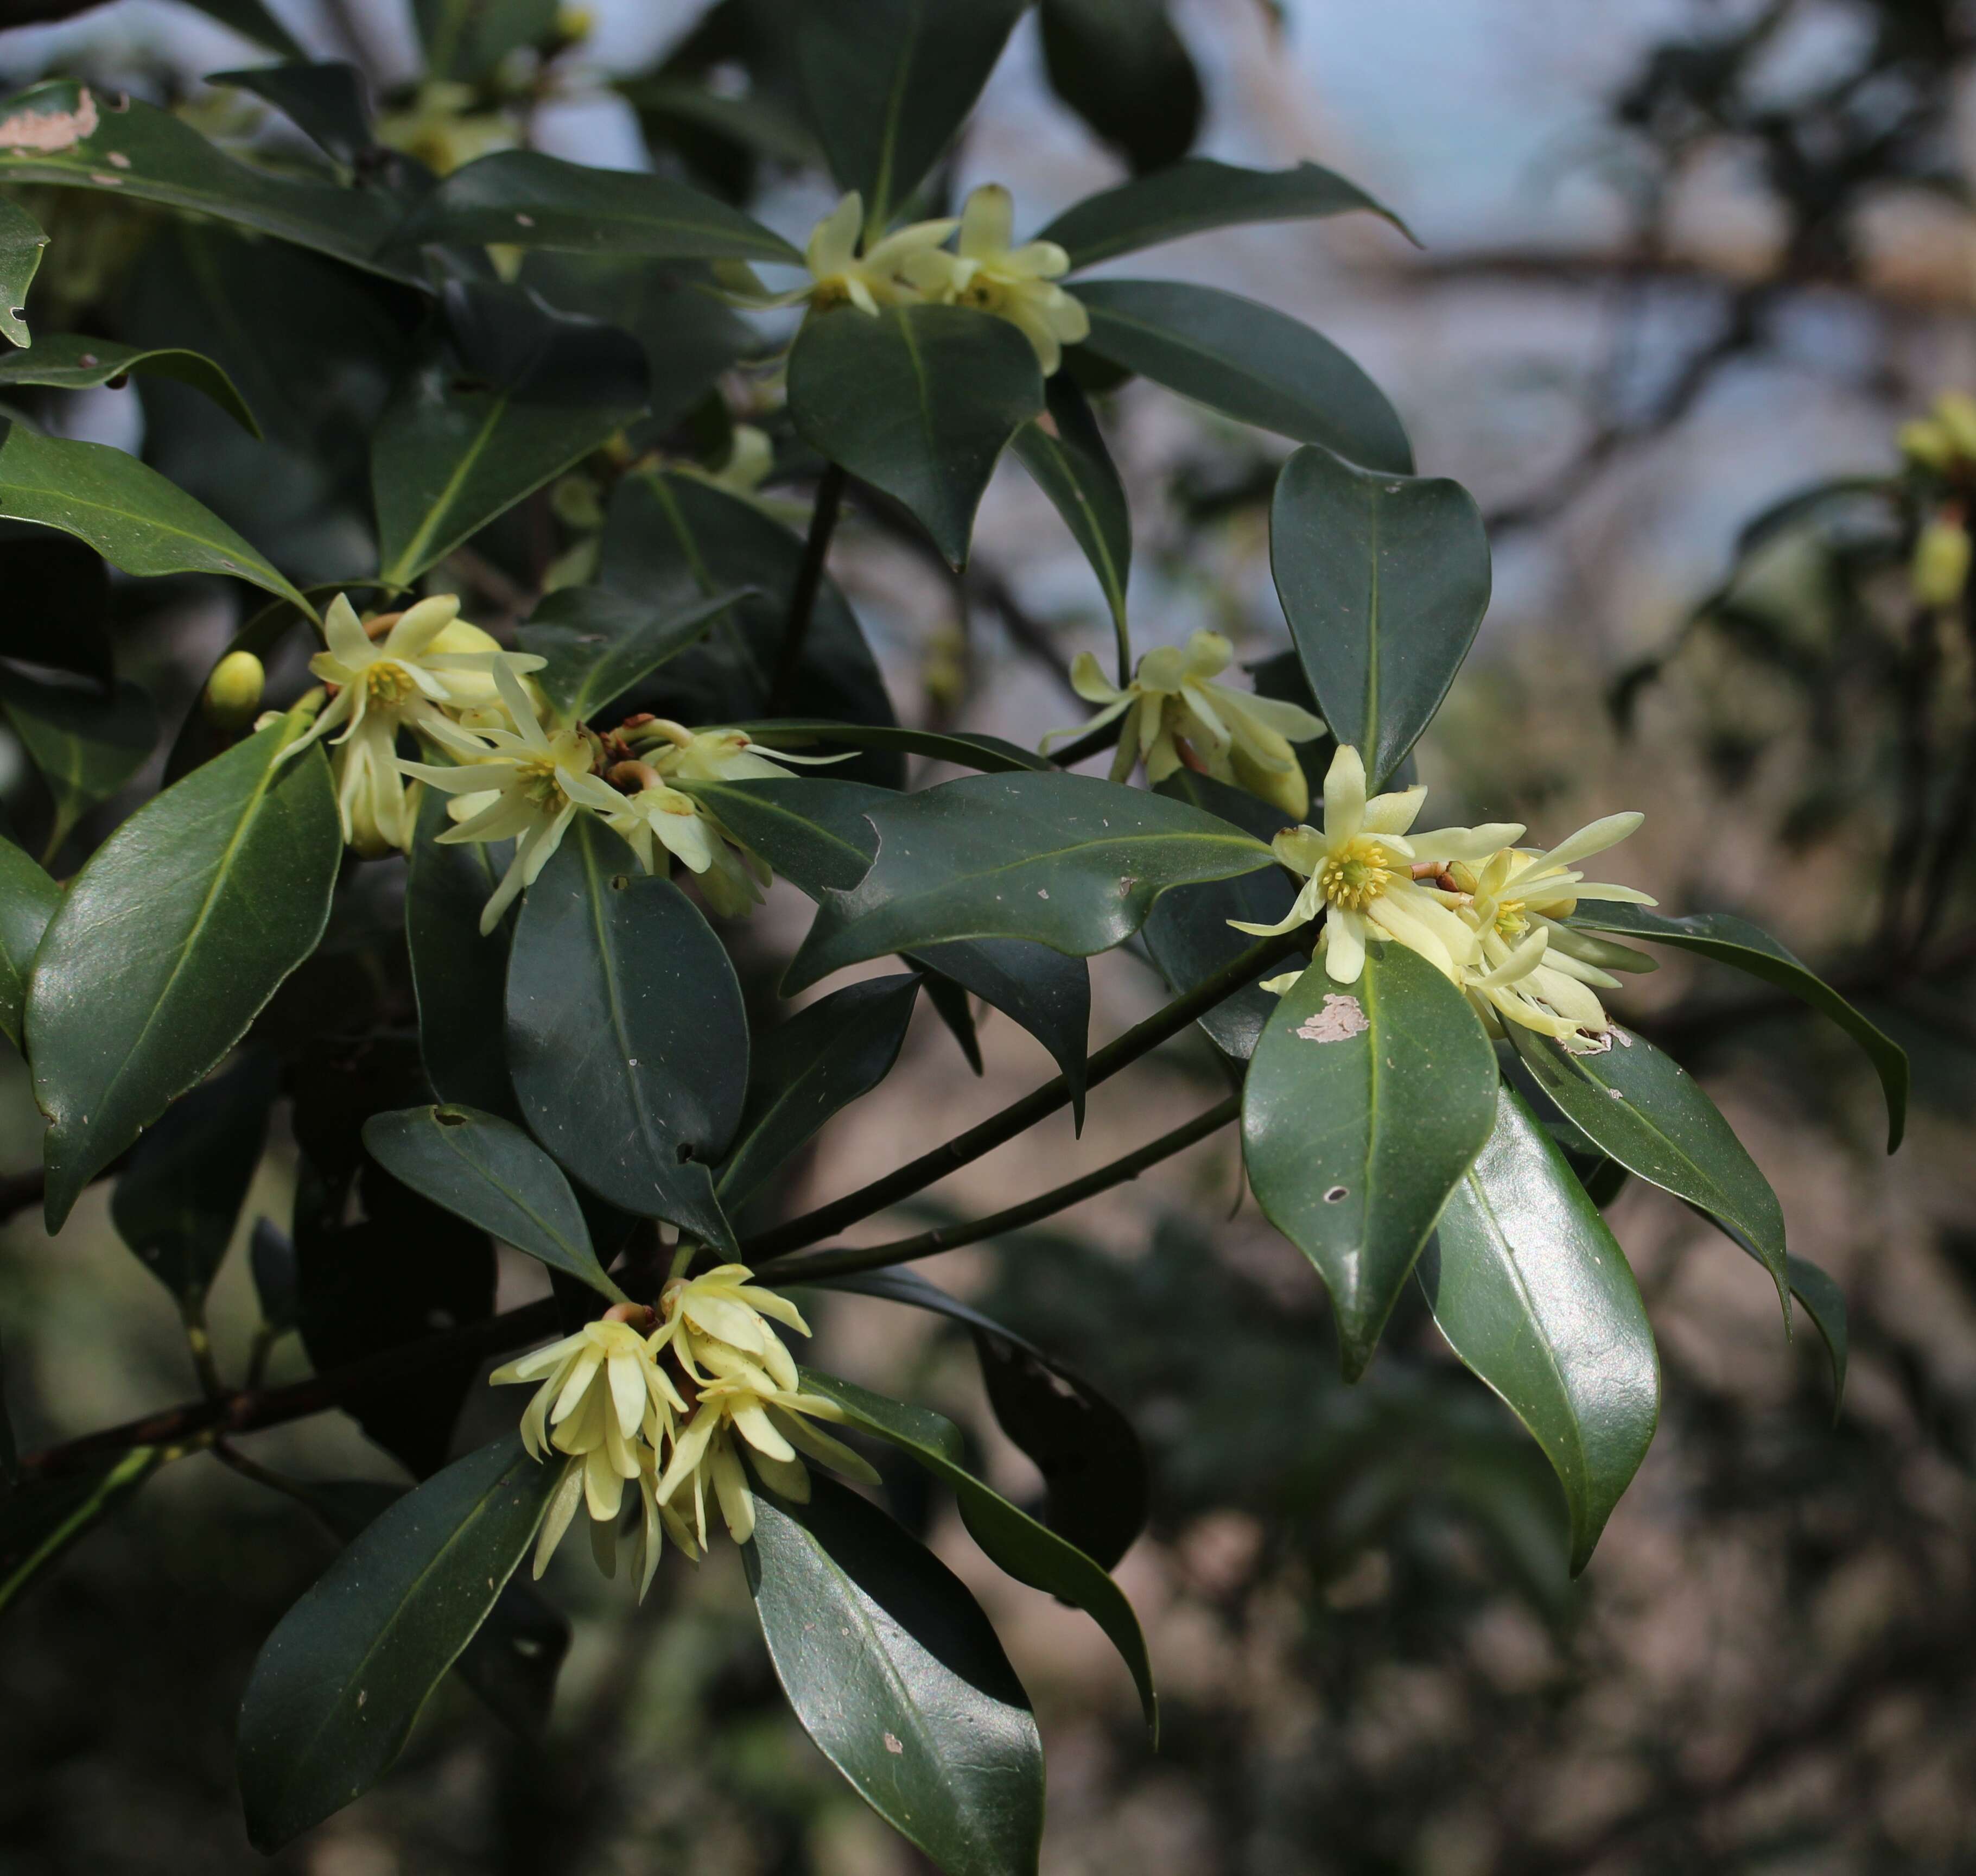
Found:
[1318,835,1394,912]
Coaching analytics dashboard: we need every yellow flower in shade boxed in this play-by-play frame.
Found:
[1041,630,1326,816]
[905,183,1090,374]
[1912,512,1971,607]
[287,593,544,855]
[716,192,958,317]
[397,662,629,932]
[374,81,517,176]
[1444,815,1656,1049]
[1230,744,1522,985]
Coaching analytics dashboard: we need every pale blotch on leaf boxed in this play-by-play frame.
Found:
[1296,994,1369,1043]
[0,86,99,151]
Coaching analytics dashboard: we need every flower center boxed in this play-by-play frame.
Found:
[1495,900,1528,941]
[958,278,1004,313]
[1318,835,1393,913]
[514,752,565,807]
[364,661,417,708]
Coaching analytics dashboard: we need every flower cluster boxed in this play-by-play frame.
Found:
[721,184,1090,375]
[1235,745,1655,1050]
[1900,392,1976,609]
[281,592,815,931]
[1041,629,1328,817]
[492,1266,878,1596]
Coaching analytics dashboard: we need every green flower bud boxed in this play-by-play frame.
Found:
[1936,392,1976,459]
[1899,419,1954,472]
[203,650,265,731]
[1912,514,1971,608]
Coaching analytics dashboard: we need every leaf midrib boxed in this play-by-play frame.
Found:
[383,390,511,586]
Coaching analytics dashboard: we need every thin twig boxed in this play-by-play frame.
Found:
[770,464,847,714]
[771,1094,1241,1285]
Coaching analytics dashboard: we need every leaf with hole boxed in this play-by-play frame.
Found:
[236,1433,564,1850]
[1242,942,1498,1378]
[506,814,747,1250]
[0,195,47,347]
[1564,902,1909,1152]
[788,305,1044,569]
[1270,442,1490,792]
[746,1478,1044,1876]
[1074,279,1411,473]
[1418,1083,1660,1574]
[0,333,260,434]
[362,1104,624,1302]
[28,709,340,1230]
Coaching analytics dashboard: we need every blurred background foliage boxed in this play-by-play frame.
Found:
[3,0,1976,1871]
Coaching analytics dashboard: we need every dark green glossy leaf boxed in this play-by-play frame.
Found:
[1010,375,1130,669]
[1144,770,1306,1060]
[922,967,983,1071]
[0,333,260,435]
[0,1447,162,1621]
[1564,902,1909,1152]
[0,667,156,855]
[1419,1084,1661,1574]
[0,84,416,286]
[1073,279,1412,473]
[363,1104,624,1301]
[795,0,1026,233]
[518,584,748,726]
[208,62,373,168]
[737,718,1051,774]
[302,1477,571,1741]
[406,784,516,1118]
[401,149,798,263]
[184,0,309,57]
[0,195,47,347]
[0,534,111,685]
[746,1477,1044,1876]
[0,837,59,1049]
[111,1050,277,1305]
[1787,1254,1847,1412]
[1040,157,1412,269]
[677,776,1092,1107]
[1038,0,1200,175]
[28,709,340,1230]
[237,1433,564,1851]
[415,0,557,80]
[1270,442,1490,793]
[0,420,312,611]
[718,974,920,1208]
[506,814,746,1249]
[785,769,1273,993]
[600,473,902,782]
[1242,943,1498,1378]
[1508,1023,1788,1319]
[251,1218,298,1331]
[788,306,1044,569]
[801,1370,1156,1731]
[818,1266,1148,1570]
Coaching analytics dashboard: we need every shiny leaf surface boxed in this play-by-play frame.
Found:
[0,837,59,1048]
[0,332,259,434]
[0,195,47,347]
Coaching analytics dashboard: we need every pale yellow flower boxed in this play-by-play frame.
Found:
[374,81,517,176]
[1041,630,1326,816]
[904,183,1090,373]
[1230,744,1520,985]
[716,191,957,317]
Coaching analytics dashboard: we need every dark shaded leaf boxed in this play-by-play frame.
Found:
[110,1050,277,1305]
[1508,1023,1788,1319]
[1040,156,1412,269]
[802,1368,1157,1731]
[414,0,557,79]
[1038,0,1201,174]
[183,0,309,57]
[788,306,1044,569]
[1564,902,1909,1152]
[818,1266,1148,1569]
[506,814,747,1248]
[401,149,798,263]
[1270,441,1490,792]
[250,1217,298,1331]
[1242,943,1498,1378]
[1010,375,1130,669]
[719,974,920,1207]
[0,420,311,610]
[0,1447,162,1621]
[363,1104,623,1301]
[921,966,983,1072]
[0,666,156,856]
[237,1433,563,1850]
[207,62,373,168]
[1787,1253,1847,1412]
[0,534,110,685]
[28,710,340,1230]
[1420,1083,1660,1574]
[738,718,1051,774]
[0,836,59,1049]
[518,584,748,726]
[0,332,259,434]
[746,1477,1044,1876]
[795,0,1026,233]
[1073,279,1412,473]
[785,769,1273,992]
[0,195,47,347]
[1144,770,1306,1059]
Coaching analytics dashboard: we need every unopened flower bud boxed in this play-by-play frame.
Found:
[1936,392,1976,459]
[204,650,265,731]
[1899,419,1955,472]
[1912,514,1971,607]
